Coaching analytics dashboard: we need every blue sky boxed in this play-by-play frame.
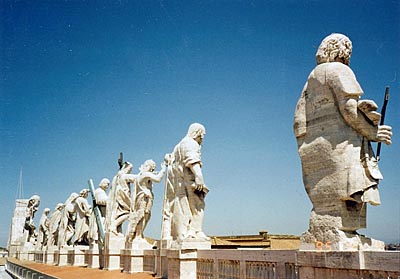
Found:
[1,0,399,247]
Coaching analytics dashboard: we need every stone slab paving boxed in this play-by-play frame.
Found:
[7,258,154,279]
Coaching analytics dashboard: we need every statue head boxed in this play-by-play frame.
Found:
[29,194,40,203]
[55,203,64,211]
[66,192,79,204]
[120,161,133,174]
[99,178,110,190]
[187,123,206,144]
[79,189,89,198]
[140,159,156,173]
[44,208,50,215]
[28,195,41,209]
[316,33,352,65]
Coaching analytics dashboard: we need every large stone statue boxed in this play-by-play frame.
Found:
[58,193,78,248]
[163,123,210,243]
[88,178,110,246]
[47,203,64,247]
[106,162,137,236]
[126,160,166,243]
[72,189,91,245]
[36,208,50,250]
[24,195,40,243]
[294,33,392,250]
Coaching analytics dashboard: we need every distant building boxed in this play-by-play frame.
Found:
[210,230,300,250]
[385,243,400,251]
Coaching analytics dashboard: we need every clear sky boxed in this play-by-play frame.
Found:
[1,0,399,247]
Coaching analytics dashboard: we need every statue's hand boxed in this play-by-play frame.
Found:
[358,100,381,125]
[195,184,204,192]
[164,153,172,166]
[376,125,392,145]
[195,184,209,194]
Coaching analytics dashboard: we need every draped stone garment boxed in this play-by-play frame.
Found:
[88,187,108,242]
[73,196,91,244]
[48,209,62,246]
[294,62,380,216]
[37,213,49,249]
[170,136,205,239]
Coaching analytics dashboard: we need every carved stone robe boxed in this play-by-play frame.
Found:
[294,62,380,229]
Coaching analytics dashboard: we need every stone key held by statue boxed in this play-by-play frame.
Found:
[376,86,390,161]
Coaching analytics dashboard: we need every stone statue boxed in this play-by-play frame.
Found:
[126,160,166,243]
[88,178,110,246]
[165,123,210,242]
[106,162,137,236]
[294,33,392,250]
[72,189,91,245]
[36,208,50,250]
[58,193,78,248]
[24,195,40,243]
[47,203,64,247]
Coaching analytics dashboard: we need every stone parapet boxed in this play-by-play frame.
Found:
[6,249,400,279]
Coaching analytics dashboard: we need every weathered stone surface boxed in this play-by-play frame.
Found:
[88,178,110,246]
[294,33,392,250]
[162,123,210,249]
[126,160,166,243]
[106,162,136,237]
[36,208,50,251]
[8,199,29,257]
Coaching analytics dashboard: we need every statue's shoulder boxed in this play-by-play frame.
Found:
[322,62,362,94]
[314,62,353,74]
[181,137,199,150]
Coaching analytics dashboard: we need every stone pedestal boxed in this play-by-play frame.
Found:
[300,228,384,251]
[171,238,211,250]
[55,248,70,266]
[155,240,171,279]
[86,244,104,269]
[121,249,147,273]
[45,246,57,264]
[18,242,35,261]
[103,232,125,270]
[68,246,89,267]
[121,238,153,273]
[167,249,198,279]
[167,239,211,279]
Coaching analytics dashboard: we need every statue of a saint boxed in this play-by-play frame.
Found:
[106,162,137,236]
[88,178,110,245]
[58,193,78,248]
[126,160,166,243]
[36,208,50,250]
[24,195,40,243]
[294,33,392,250]
[166,123,210,242]
[72,189,91,245]
[47,203,64,247]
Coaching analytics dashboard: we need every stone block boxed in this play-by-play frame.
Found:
[363,251,400,272]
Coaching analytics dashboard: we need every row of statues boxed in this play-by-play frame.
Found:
[20,34,393,252]
[24,123,210,251]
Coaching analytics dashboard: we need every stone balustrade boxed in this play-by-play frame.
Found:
[6,248,400,279]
